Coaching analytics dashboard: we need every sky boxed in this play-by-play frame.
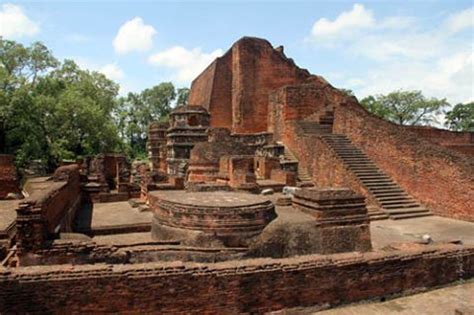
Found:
[1,0,473,105]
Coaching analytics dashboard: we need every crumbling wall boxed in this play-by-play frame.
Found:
[0,244,472,313]
[15,165,83,253]
[333,101,474,221]
[0,154,21,199]
[189,37,322,134]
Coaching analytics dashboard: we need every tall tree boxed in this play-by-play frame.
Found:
[117,82,177,158]
[444,102,474,131]
[176,87,190,105]
[360,90,449,126]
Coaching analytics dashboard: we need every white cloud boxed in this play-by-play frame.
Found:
[99,63,124,81]
[378,16,415,30]
[74,57,125,81]
[444,7,474,34]
[148,46,223,83]
[113,17,157,54]
[0,3,39,38]
[311,4,374,38]
[310,5,474,105]
[353,49,473,105]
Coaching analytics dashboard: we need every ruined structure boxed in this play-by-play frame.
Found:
[166,105,210,177]
[0,155,22,200]
[147,121,168,172]
[0,37,473,313]
[189,36,473,222]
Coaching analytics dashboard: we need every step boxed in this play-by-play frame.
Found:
[350,167,380,171]
[384,207,429,215]
[389,212,433,220]
[369,214,390,220]
[383,202,420,209]
[365,183,399,189]
[377,195,411,201]
[354,172,386,176]
[372,193,409,199]
[369,188,405,194]
[342,159,373,163]
[360,179,394,183]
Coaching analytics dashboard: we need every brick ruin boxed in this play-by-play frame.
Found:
[0,155,22,200]
[0,37,473,313]
[189,36,473,222]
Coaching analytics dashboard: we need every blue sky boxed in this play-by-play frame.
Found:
[1,1,473,104]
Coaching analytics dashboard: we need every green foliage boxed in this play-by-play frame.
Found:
[444,102,474,131]
[116,82,177,158]
[0,37,193,169]
[0,38,121,169]
[360,90,449,126]
[177,87,190,105]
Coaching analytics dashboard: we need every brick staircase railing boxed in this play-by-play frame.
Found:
[298,118,433,220]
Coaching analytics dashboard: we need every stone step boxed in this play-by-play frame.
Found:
[377,195,412,201]
[350,169,381,173]
[384,206,429,214]
[369,213,390,221]
[389,212,433,220]
[369,188,405,194]
[365,183,399,188]
[360,178,394,183]
[383,202,420,209]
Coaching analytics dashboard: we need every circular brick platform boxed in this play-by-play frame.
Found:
[149,191,276,246]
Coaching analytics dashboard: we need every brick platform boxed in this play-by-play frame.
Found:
[149,191,276,246]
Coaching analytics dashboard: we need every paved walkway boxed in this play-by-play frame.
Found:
[315,281,473,315]
[370,216,474,249]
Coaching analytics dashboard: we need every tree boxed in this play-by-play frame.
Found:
[360,90,449,126]
[177,87,190,105]
[117,82,177,158]
[444,102,474,131]
[0,38,122,169]
[0,38,59,157]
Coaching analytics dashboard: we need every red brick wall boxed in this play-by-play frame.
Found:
[189,37,317,134]
[407,126,474,156]
[16,166,83,252]
[333,101,474,221]
[0,244,472,313]
[0,154,21,199]
[188,62,216,109]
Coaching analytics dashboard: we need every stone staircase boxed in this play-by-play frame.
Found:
[320,133,432,220]
[281,147,314,186]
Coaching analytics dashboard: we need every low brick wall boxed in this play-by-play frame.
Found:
[0,244,472,313]
[15,165,83,253]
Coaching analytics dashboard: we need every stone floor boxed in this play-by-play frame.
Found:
[84,195,474,251]
[0,200,20,234]
[370,216,474,249]
[311,280,474,315]
[91,201,152,230]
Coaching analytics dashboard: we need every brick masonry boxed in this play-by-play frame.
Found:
[0,244,472,313]
[333,102,474,221]
[189,37,317,133]
[0,154,21,199]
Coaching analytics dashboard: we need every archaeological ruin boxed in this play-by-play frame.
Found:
[0,37,473,313]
